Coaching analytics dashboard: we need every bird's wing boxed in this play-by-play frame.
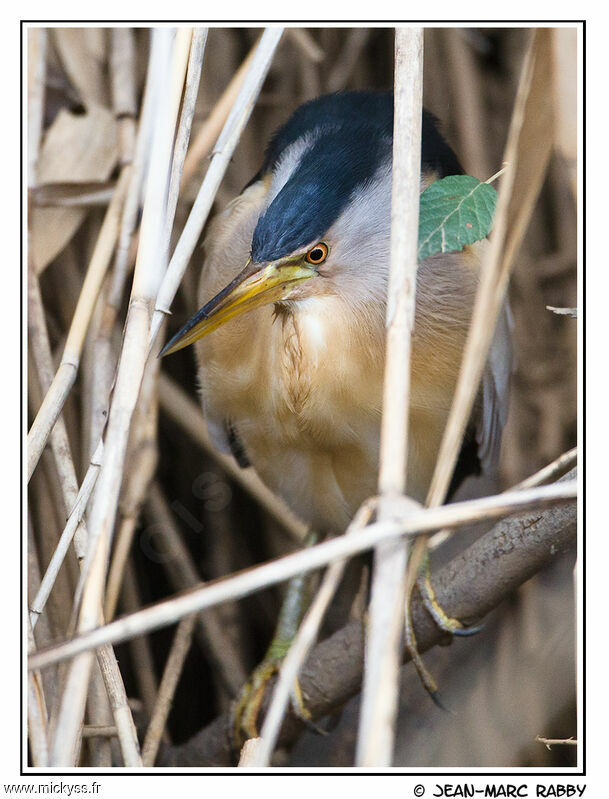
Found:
[202,397,251,468]
[476,299,514,474]
[202,404,233,456]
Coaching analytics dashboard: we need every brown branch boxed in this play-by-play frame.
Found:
[28,481,575,672]
[163,469,576,766]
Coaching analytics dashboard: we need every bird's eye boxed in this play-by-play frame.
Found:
[305,242,329,265]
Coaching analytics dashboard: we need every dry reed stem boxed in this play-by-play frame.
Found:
[119,560,160,720]
[27,622,49,767]
[80,278,112,467]
[27,28,47,186]
[82,725,118,739]
[79,30,162,464]
[80,29,137,466]
[105,28,200,620]
[56,29,285,567]
[238,737,265,767]
[93,34,196,600]
[428,447,578,555]
[326,28,370,92]
[31,183,116,207]
[149,27,284,348]
[45,32,284,626]
[27,521,57,708]
[104,360,159,621]
[550,28,577,198]
[27,167,130,481]
[107,36,161,312]
[110,28,137,165]
[48,29,179,766]
[142,614,197,766]
[27,673,49,767]
[29,334,136,764]
[357,28,424,768]
[103,491,149,622]
[406,30,556,607]
[110,28,137,118]
[96,645,142,766]
[155,25,193,252]
[85,663,114,766]
[286,28,325,63]
[158,372,307,543]
[29,275,141,765]
[512,447,577,491]
[76,27,194,523]
[29,480,576,673]
[29,452,75,638]
[442,29,492,179]
[49,651,92,764]
[28,266,122,763]
[28,261,88,561]
[179,36,259,189]
[398,34,557,727]
[77,33,160,516]
[29,442,102,628]
[426,29,554,509]
[52,28,108,108]
[145,481,248,696]
[30,35,265,756]
[536,736,578,749]
[164,28,208,251]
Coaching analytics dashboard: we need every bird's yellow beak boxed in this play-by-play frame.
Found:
[160,260,317,357]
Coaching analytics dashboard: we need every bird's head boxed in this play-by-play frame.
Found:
[160,92,459,357]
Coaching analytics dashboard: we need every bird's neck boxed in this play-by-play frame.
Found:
[270,296,384,416]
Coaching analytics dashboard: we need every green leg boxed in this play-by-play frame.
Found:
[233,534,317,745]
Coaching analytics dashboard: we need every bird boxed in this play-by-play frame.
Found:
[160,90,513,740]
[161,90,511,533]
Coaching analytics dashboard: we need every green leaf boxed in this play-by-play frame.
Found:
[417,175,497,261]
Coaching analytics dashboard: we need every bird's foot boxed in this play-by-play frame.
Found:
[403,551,482,712]
[404,602,451,712]
[232,638,314,747]
[232,650,280,745]
[232,542,319,748]
[417,564,484,638]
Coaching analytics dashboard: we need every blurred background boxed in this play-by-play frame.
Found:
[28,26,578,767]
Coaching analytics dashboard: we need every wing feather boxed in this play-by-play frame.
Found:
[477,299,513,473]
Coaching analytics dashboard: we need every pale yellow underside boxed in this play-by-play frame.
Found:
[195,182,482,531]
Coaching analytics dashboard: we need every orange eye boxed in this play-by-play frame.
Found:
[305,242,329,265]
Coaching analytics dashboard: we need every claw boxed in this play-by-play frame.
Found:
[289,677,328,735]
[429,689,455,715]
[233,659,280,744]
[452,622,485,637]
[232,657,317,747]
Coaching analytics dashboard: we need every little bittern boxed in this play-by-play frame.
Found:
[162,90,512,740]
[162,91,511,529]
